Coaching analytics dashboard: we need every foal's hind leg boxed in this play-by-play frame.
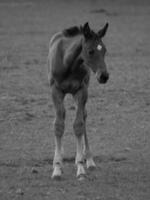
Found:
[51,86,65,179]
[73,87,88,178]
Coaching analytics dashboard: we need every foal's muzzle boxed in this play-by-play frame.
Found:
[97,72,109,84]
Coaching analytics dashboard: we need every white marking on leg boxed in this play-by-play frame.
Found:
[75,136,86,177]
[52,136,63,179]
[75,135,83,164]
[83,130,96,170]
[53,136,63,166]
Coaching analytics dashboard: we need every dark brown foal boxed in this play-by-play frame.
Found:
[48,22,109,179]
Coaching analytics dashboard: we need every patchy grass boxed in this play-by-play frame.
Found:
[0,0,150,199]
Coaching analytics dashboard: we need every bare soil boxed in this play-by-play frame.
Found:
[0,0,150,199]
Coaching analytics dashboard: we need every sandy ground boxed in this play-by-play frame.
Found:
[0,0,150,199]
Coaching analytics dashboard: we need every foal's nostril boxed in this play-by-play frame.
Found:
[99,72,109,84]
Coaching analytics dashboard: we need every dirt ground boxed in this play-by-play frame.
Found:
[0,0,150,199]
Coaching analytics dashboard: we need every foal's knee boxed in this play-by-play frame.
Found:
[73,120,85,137]
[54,109,65,137]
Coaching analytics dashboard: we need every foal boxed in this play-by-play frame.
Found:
[48,22,109,179]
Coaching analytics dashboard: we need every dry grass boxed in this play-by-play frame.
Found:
[0,0,150,199]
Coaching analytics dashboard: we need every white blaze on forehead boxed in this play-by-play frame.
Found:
[97,44,102,51]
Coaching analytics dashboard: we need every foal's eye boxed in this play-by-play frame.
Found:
[88,50,95,55]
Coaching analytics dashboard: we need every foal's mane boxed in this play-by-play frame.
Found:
[63,25,83,37]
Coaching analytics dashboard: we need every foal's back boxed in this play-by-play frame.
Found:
[48,31,81,70]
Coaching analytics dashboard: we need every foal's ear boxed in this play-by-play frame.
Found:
[82,22,92,39]
[98,22,109,38]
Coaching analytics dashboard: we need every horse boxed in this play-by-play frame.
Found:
[48,22,109,179]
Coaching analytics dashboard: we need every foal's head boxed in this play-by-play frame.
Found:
[81,22,109,84]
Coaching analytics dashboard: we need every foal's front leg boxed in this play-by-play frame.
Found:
[51,86,65,179]
[73,88,87,178]
[83,118,96,170]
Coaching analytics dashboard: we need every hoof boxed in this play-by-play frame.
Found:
[51,165,62,180]
[87,165,96,171]
[77,174,86,181]
[86,158,96,170]
[76,163,86,178]
[52,174,62,180]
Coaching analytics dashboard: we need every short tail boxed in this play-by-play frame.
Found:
[63,25,83,37]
